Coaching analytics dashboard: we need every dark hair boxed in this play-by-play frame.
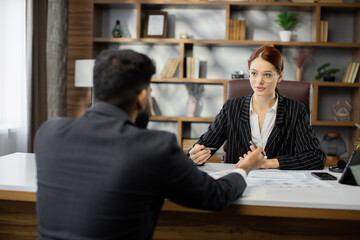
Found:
[93,49,156,109]
[248,46,284,95]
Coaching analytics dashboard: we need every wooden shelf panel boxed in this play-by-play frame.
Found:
[151,78,228,84]
[150,116,214,122]
[93,0,360,8]
[311,121,358,127]
[93,37,360,47]
[309,81,360,87]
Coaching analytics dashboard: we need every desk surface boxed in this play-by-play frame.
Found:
[1,152,360,212]
[200,163,360,211]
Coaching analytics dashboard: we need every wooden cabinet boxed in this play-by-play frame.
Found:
[67,0,360,160]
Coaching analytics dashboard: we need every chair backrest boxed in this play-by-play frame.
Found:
[222,80,312,154]
[227,80,312,114]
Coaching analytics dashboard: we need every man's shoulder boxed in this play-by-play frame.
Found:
[35,117,75,138]
[139,128,177,144]
[39,117,74,130]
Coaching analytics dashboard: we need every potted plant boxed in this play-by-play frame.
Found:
[274,7,299,42]
[315,63,340,82]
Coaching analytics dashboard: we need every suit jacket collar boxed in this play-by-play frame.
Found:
[86,101,133,123]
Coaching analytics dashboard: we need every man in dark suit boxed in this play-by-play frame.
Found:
[35,49,266,240]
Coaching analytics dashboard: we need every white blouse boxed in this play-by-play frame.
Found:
[249,95,278,150]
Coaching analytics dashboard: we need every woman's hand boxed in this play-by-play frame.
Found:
[236,146,279,169]
[189,144,211,165]
[235,145,267,174]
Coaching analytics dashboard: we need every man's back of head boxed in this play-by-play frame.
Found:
[93,49,155,110]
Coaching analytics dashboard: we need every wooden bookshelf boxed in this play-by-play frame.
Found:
[68,0,360,155]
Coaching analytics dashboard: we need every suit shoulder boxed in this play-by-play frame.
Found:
[135,128,178,150]
[282,97,306,112]
[35,117,74,137]
[227,96,247,105]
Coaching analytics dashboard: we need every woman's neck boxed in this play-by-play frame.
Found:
[252,93,277,112]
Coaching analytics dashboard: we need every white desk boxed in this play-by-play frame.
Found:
[0,152,36,192]
[200,163,360,211]
[0,153,360,240]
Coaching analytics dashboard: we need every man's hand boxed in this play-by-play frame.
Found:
[235,145,267,174]
[189,144,211,165]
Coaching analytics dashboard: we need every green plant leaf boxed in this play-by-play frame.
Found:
[274,8,298,31]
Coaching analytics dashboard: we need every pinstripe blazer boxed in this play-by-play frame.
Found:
[195,94,326,170]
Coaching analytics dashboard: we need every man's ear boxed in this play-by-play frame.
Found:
[136,88,148,111]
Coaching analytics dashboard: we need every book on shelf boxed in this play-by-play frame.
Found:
[186,57,200,79]
[343,62,360,83]
[249,0,275,2]
[318,0,343,2]
[160,58,179,79]
[159,58,172,78]
[320,20,328,43]
[228,19,235,40]
[186,57,192,79]
[343,62,352,83]
[228,19,246,40]
[291,0,315,2]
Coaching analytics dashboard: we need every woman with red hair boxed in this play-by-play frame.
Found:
[189,46,325,170]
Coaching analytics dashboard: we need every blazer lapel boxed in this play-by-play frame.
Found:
[265,95,285,155]
[238,95,252,151]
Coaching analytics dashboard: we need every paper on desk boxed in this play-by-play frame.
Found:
[208,169,232,179]
[248,170,309,179]
[208,169,309,180]
[247,178,334,188]
[208,169,334,188]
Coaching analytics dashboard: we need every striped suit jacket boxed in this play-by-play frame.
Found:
[195,94,326,170]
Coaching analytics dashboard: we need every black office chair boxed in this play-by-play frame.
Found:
[223,79,312,154]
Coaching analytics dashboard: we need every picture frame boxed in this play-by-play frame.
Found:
[143,11,168,38]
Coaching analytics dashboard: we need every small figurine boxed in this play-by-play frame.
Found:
[332,100,352,121]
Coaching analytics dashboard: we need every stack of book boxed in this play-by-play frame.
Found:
[343,62,360,83]
[159,58,180,78]
[186,57,200,79]
[318,0,342,2]
[291,0,315,2]
[320,20,328,42]
[249,0,275,2]
[228,19,246,40]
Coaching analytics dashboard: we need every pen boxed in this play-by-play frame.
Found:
[249,140,267,159]
[204,147,217,151]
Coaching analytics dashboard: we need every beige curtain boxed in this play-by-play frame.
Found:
[29,0,68,152]
[47,0,68,119]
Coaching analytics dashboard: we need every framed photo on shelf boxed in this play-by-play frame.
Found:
[143,11,167,38]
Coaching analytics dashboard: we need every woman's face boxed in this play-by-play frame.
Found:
[248,57,283,97]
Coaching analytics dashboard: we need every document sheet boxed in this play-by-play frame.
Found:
[209,169,334,188]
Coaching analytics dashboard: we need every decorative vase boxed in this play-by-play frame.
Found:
[112,20,123,38]
[323,75,335,82]
[322,132,347,167]
[279,30,291,42]
[296,67,302,82]
[186,95,197,117]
